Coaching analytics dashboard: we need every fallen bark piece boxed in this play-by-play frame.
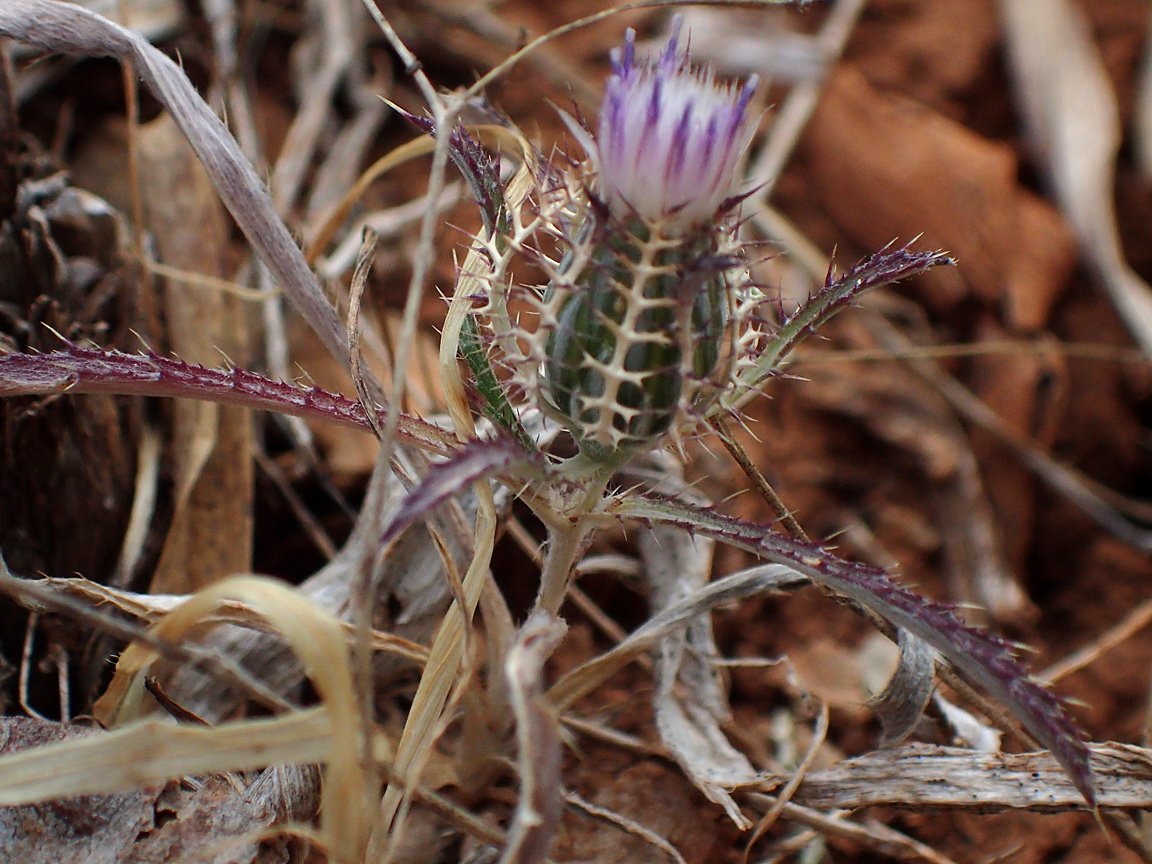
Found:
[770,743,1152,811]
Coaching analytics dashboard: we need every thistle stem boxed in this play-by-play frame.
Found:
[534,519,593,617]
[532,461,614,616]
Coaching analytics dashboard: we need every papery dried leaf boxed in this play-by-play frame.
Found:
[611,495,1095,806]
[499,612,567,864]
[634,453,757,828]
[867,629,936,747]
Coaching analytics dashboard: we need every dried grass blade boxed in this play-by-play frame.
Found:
[32,575,428,664]
[768,801,960,864]
[91,575,372,863]
[305,135,437,266]
[0,709,332,805]
[549,564,807,711]
[347,228,385,439]
[364,170,517,847]
[268,0,353,215]
[370,439,539,851]
[0,558,292,713]
[743,701,829,858]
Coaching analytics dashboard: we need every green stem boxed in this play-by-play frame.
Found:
[534,519,593,617]
[531,459,615,616]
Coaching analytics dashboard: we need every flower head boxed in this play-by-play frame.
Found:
[523,18,760,454]
[594,16,759,233]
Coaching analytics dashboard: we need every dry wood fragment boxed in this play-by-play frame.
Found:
[763,743,1152,811]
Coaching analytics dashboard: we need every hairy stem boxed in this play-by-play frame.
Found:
[535,520,593,617]
[532,462,614,616]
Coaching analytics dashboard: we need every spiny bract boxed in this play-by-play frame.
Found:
[480,16,763,459]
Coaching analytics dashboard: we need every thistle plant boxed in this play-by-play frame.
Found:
[439,15,1095,819]
[0,6,1099,860]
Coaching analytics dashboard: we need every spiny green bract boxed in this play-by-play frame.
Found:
[539,215,735,456]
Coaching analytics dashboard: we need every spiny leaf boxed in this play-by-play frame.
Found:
[460,315,535,450]
[0,345,456,455]
[611,494,1095,807]
[393,107,506,236]
[751,243,955,376]
[380,437,546,547]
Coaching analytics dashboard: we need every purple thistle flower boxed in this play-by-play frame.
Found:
[589,16,760,233]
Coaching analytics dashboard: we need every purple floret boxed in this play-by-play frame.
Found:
[594,15,760,233]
